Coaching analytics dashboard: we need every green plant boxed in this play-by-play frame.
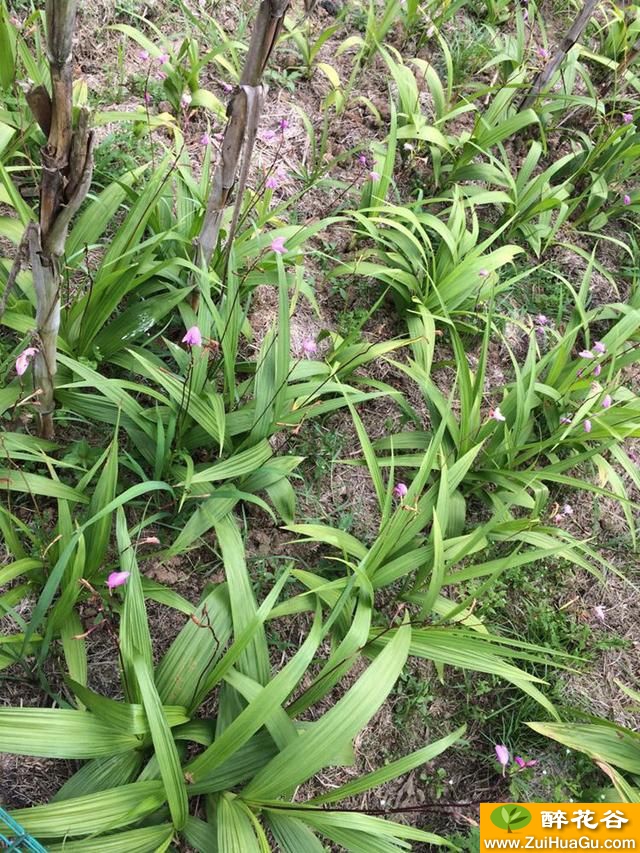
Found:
[0,512,466,849]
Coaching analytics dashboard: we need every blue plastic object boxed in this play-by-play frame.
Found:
[0,807,48,852]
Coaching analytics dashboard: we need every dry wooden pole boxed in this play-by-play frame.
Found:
[28,0,94,438]
[520,0,600,111]
[195,0,290,269]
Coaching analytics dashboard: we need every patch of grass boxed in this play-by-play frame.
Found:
[92,125,155,187]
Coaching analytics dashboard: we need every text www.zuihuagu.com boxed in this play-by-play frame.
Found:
[484,838,636,849]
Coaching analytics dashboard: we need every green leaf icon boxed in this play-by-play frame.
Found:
[501,807,511,824]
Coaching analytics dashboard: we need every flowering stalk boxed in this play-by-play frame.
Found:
[25,0,94,438]
[195,0,291,269]
[521,0,599,110]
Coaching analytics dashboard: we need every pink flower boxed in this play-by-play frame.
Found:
[221,81,233,93]
[200,132,211,146]
[514,756,538,769]
[478,268,490,277]
[490,407,506,422]
[279,118,289,131]
[302,338,317,356]
[271,236,287,255]
[144,91,153,105]
[138,49,150,62]
[15,346,37,376]
[106,571,130,590]
[536,47,549,60]
[602,394,612,409]
[261,129,276,143]
[393,482,408,499]
[583,419,592,433]
[139,536,160,545]
[495,744,510,776]
[181,92,192,109]
[593,341,606,354]
[594,604,606,622]
[578,349,593,359]
[623,113,633,124]
[535,314,548,326]
[562,504,573,516]
[182,325,202,347]
[560,415,572,424]
[265,174,279,190]
[357,154,368,166]
[623,194,632,206]
[158,53,169,65]
[369,170,380,181]
[593,363,602,377]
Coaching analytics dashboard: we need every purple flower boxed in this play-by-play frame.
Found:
[144,91,153,105]
[138,49,150,62]
[623,193,632,206]
[593,364,602,377]
[221,81,233,93]
[537,47,549,60]
[623,113,633,124]
[261,129,277,143]
[265,174,279,190]
[393,482,408,499]
[602,394,612,409]
[302,338,317,356]
[106,571,130,590]
[562,504,573,516]
[578,349,593,359]
[271,236,287,255]
[583,419,592,433]
[515,756,538,769]
[279,118,290,131]
[182,325,202,347]
[560,415,572,424]
[593,341,606,354]
[200,132,211,146]
[15,346,37,376]
[490,407,506,422]
[495,744,510,776]
[357,154,368,166]
[535,314,548,326]
[158,53,169,65]
[369,170,380,181]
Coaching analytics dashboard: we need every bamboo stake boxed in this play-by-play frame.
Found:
[27,0,94,438]
[195,0,290,271]
[520,0,600,111]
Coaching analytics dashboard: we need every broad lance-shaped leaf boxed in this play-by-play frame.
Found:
[7,783,165,839]
[155,584,233,707]
[528,722,640,774]
[117,506,153,702]
[309,725,466,804]
[242,620,411,800]
[133,654,188,830]
[214,514,269,685]
[186,605,323,781]
[0,708,141,758]
[47,824,174,853]
[217,792,262,852]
